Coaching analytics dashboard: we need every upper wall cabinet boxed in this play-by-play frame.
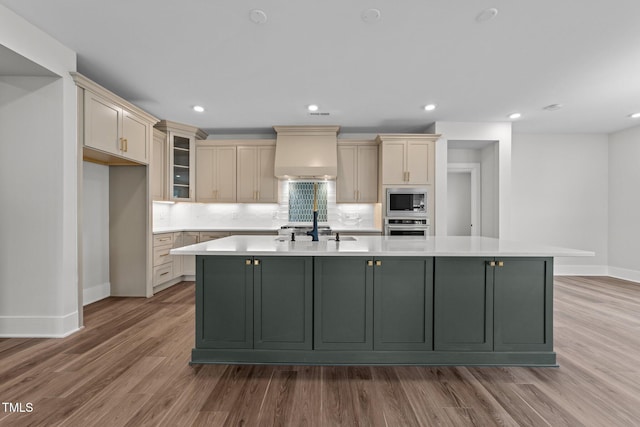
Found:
[150,129,167,201]
[196,145,237,203]
[377,134,439,186]
[155,120,208,202]
[237,145,277,203]
[72,73,157,165]
[337,143,378,203]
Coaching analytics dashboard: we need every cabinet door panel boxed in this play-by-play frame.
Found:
[406,141,429,184]
[122,110,148,164]
[494,258,553,351]
[434,257,493,351]
[197,256,253,348]
[357,145,379,202]
[254,257,312,349]
[382,142,406,185]
[374,257,433,350]
[196,147,215,202]
[257,146,277,202]
[314,257,373,350]
[337,145,357,202]
[84,92,120,155]
[150,130,166,200]
[237,146,257,202]
[214,147,237,202]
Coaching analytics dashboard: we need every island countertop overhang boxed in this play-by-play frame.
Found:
[170,235,594,258]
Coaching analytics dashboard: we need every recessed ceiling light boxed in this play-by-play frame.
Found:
[629,112,640,119]
[508,112,522,120]
[193,105,204,113]
[476,8,498,23]
[307,104,319,112]
[362,8,381,23]
[424,104,437,111]
[249,9,268,24]
[543,103,563,111]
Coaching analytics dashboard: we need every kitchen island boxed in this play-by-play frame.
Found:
[171,235,592,366]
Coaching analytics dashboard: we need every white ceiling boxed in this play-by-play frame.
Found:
[3,0,640,135]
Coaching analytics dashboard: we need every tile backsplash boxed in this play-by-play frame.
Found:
[288,182,328,222]
[153,180,379,230]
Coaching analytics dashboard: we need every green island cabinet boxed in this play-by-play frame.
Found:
[196,255,313,350]
[314,257,433,351]
[193,255,555,366]
[434,257,553,353]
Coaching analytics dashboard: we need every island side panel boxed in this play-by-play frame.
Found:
[254,256,313,350]
[373,257,434,351]
[314,257,374,350]
[196,255,253,349]
[494,257,554,351]
[434,257,494,351]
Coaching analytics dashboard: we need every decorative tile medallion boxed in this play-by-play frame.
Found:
[289,182,328,222]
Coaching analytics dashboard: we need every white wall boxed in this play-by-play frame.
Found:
[511,134,609,273]
[82,162,110,305]
[0,5,78,336]
[480,143,499,237]
[608,125,640,282]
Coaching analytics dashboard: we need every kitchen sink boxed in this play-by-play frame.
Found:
[275,236,357,242]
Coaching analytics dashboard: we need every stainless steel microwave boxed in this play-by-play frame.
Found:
[385,188,427,218]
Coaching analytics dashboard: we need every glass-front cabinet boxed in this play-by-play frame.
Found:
[155,120,207,202]
[171,133,193,200]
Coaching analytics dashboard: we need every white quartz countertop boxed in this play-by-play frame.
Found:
[170,235,594,257]
[154,226,383,234]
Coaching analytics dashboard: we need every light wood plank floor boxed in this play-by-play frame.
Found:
[1,276,639,426]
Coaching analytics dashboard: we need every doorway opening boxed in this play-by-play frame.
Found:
[447,163,480,236]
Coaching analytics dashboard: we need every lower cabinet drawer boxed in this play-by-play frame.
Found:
[154,233,174,247]
[153,244,172,266]
[153,263,173,286]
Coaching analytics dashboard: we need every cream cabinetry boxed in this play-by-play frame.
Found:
[73,73,156,166]
[377,135,438,185]
[153,232,174,287]
[155,121,207,202]
[150,129,167,201]
[83,91,149,164]
[196,146,237,202]
[172,232,184,277]
[237,146,278,203]
[337,143,379,203]
[181,232,199,277]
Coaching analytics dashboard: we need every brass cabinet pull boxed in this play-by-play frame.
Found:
[119,137,124,151]
[159,253,169,257]
[160,271,169,276]
[489,261,496,267]
[367,260,373,267]
[407,171,410,182]
[245,259,252,265]
[124,138,128,152]
[498,261,504,267]
[375,260,382,266]
[254,259,260,266]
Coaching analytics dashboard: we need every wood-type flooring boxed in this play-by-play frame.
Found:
[1,276,639,426]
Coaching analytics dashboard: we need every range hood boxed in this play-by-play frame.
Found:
[274,125,340,179]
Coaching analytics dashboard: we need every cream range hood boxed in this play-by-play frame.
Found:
[273,125,340,179]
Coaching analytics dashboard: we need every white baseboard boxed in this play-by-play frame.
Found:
[83,282,110,306]
[0,311,80,338]
[607,266,640,284]
[553,264,609,276]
